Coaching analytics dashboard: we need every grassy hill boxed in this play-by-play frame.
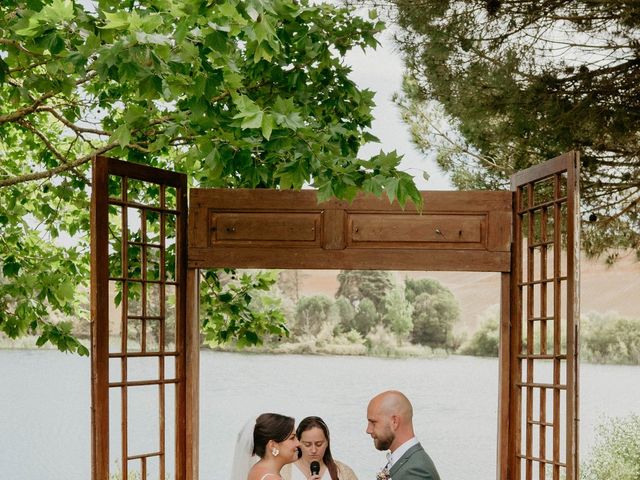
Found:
[295,251,640,336]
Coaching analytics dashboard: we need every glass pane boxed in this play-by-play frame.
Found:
[146,210,162,245]
[127,282,142,317]
[557,172,568,198]
[519,185,529,211]
[108,175,122,200]
[147,283,161,317]
[165,356,175,381]
[559,359,567,386]
[545,424,554,462]
[165,285,176,351]
[108,387,124,477]
[165,186,177,210]
[127,207,143,244]
[145,455,160,480]
[146,320,161,352]
[108,205,123,278]
[533,177,554,207]
[127,385,160,457]
[147,247,161,282]
[531,386,540,422]
[533,362,553,386]
[546,205,555,242]
[128,356,158,383]
[127,318,142,352]
[109,357,121,384]
[520,211,529,244]
[165,383,176,476]
[127,243,142,280]
[128,178,160,208]
[532,209,543,244]
[109,280,124,354]
[559,390,567,463]
[165,214,177,282]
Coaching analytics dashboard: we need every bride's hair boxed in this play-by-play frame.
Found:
[296,416,339,480]
[253,413,295,458]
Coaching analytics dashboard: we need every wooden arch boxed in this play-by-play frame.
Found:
[90,152,580,480]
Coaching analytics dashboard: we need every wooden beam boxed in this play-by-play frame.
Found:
[188,189,512,271]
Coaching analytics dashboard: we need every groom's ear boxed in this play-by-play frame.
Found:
[390,414,401,430]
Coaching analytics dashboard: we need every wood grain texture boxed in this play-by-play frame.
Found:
[189,189,512,271]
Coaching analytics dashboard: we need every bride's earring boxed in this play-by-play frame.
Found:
[271,446,280,457]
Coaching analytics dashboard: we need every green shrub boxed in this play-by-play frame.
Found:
[581,312,640,365]
[459,308,500,357]
[582,414,640,480]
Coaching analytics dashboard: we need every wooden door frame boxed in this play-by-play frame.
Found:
[91,152,580,480]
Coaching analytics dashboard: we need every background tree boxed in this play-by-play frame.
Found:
[292,295,335,337]
[278,270,301,304]
[334,295,356,333]
[348,0,640,260]
[382,284,413,339]
[0,0,422,353]
[353,296,379,337]
[405,277,459,348]
[335,270,393,313]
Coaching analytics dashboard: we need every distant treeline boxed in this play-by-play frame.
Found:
[460,310,640,365]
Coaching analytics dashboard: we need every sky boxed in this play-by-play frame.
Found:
[343,23,453,191]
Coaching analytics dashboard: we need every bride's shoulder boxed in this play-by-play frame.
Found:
[247,468,282,480]
[253,474,281,480]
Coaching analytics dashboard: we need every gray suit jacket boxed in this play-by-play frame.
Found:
[389,443,440,480]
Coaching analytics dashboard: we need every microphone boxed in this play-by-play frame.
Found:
[310,461,320,476]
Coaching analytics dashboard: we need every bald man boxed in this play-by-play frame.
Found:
[366,391,440,480]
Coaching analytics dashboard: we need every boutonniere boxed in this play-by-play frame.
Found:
[376,467,391,480]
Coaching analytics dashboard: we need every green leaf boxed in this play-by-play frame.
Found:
[261,113,274,140]
[2,256,21,277]
[241,111,263,129]
[109,124,131,148]
[272,97,305,130]
[55,281,75,302]
[383,177,399,204]
[0,58,9,84]
[41,0,74,23]
[101,11,130,30]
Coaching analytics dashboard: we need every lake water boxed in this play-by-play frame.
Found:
[0,349,638,479]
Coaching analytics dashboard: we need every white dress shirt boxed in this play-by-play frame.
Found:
[388,437,419,468]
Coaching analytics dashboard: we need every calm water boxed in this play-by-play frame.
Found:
[1,349,638,479]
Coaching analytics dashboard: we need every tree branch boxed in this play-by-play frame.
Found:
[0,143,119,188]
[0,38,45,57]
[37,107,110,136]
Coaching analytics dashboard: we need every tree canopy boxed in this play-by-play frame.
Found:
[335,269,393,312]
[405,277,459,348]
[348,0,640,260]
[0,0,422,353]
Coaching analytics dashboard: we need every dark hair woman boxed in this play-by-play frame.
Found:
[282,416,358,480]
[231,413,300,480]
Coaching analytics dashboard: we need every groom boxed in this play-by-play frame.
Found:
[366,390,441,480]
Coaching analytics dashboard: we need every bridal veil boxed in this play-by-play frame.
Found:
[230,417,258,480]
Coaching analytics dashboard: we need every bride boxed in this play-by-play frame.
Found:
[231,413,301,480]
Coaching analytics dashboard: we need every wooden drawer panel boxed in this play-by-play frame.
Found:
[209,212,321,245]
[348,213,485,248]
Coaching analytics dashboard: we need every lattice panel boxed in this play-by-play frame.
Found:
[511,153,580,480]
[92,157,187,480]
